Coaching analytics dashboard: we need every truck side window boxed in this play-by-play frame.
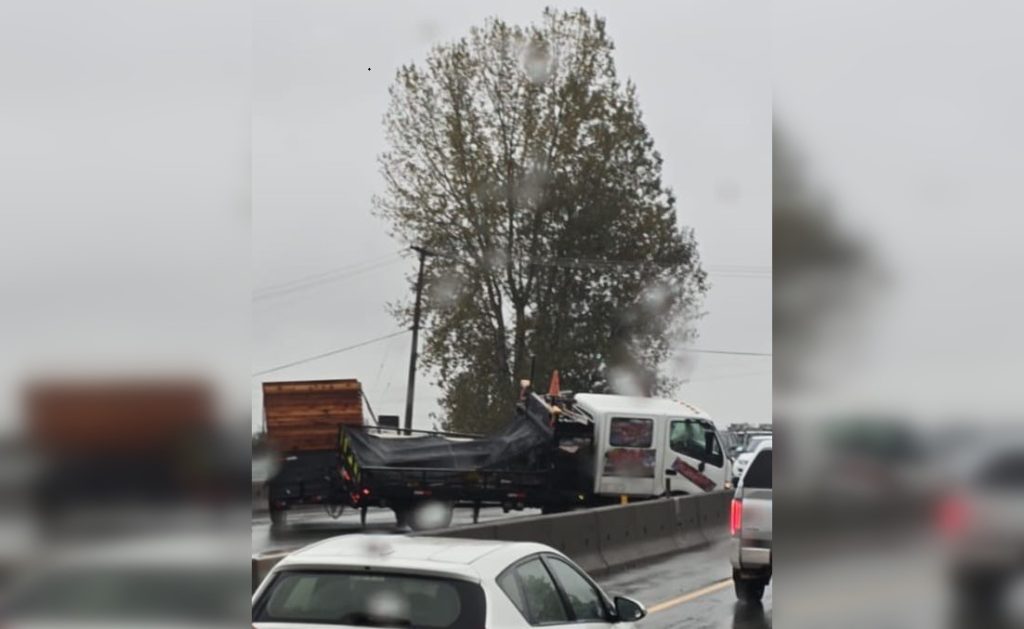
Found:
[670,420,723,467]
[609,418,653,448]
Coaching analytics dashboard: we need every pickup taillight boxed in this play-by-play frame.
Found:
[730,498,743,536]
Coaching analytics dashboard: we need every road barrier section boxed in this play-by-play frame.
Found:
[252,549,292,592]
[251,490,733,590]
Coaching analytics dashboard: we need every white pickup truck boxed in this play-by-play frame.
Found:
[730,438,772,603]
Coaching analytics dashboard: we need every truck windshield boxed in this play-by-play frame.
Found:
[254,570,486,628]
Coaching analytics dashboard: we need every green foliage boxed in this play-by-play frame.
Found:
[376,9,706,432]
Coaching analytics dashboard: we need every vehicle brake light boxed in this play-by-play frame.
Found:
[730,498,743,536]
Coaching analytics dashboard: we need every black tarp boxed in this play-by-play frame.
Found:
[344,394,554,471]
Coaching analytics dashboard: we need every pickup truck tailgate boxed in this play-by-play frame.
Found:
[740,488,772,541]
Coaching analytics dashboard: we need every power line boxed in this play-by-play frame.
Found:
[253,252,404,301]
[252,330,410,377]
[682,348,772,357]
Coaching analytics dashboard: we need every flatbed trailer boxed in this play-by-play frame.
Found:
[335,394,604,527]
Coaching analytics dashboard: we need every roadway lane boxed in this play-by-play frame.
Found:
[252,505,542,553]
[598,541,771,629]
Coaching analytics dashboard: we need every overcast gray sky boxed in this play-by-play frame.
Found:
[252,0,770,431]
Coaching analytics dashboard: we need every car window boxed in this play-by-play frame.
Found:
[670,420,723,467]
[545,557,607,621]
[513,559,568,623]
[609,417,653,447]
[254,570,485,628]
[743,449,772,489]
[496,569,529,621]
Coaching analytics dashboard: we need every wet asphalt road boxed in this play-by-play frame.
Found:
[253,507,768,628]
[599,541,770,629]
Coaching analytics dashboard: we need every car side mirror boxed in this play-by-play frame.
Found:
[614,595,647,622]
[698,461,706,473]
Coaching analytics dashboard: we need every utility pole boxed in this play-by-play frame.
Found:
[404,246,431,433]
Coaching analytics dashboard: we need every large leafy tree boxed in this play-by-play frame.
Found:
[376,9,707,432]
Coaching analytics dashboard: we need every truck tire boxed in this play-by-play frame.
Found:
[269,509,287,527]
[733,571,767,603]
[393,507,411,528]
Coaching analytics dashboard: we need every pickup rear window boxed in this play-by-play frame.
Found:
[743,450,772,489]
[254,570,486,628]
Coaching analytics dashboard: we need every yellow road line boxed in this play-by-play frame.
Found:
[646,578,733,615]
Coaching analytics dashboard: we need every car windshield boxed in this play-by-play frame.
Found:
[254,570,486,628]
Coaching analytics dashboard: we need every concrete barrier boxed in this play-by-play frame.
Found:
[696,491,732,542]
[631,498,679,560]
[252,549,291,592]
[546,509,607,574]
[251,490,733,591]
[593,501,643,571]
[673,493,707,550]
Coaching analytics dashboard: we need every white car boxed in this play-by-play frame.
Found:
[252,535,647,628]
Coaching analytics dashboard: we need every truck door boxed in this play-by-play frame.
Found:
[664,419,726,494]
[596,416,659,497]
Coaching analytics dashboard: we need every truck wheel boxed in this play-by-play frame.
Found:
[269,509,287,527]
[734,570,766,603]
[393,507,410,528]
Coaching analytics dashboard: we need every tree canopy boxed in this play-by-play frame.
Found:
[376,9,707,432]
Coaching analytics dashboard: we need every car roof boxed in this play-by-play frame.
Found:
[275,535,554,582]
[751,438,773,455]
[573,393,712,420]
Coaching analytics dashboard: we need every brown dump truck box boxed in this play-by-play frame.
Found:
[263,379,365,453]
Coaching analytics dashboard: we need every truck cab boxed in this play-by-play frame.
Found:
[572,394,731,499]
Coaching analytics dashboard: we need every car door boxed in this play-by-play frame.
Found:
[496,555,618,628]
[665,418,726,494]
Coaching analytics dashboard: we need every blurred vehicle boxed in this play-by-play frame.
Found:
[940,439,1024,622]
[252,534,647,628]
[731,434,773,486]
[0,530,249,627]
[24,378,249,521]
[730,438,772,603]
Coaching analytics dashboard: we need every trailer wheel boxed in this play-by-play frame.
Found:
[392,507,410,528]
[269,509,287,527]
